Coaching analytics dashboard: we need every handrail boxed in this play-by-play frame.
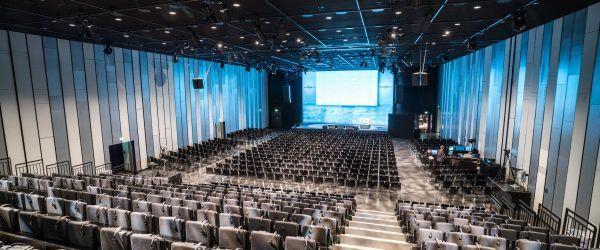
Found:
[562,208,597,249]
[72,162,94,176]
[95,162,112,175]
[515,200,537,226]
[14,159,44,176]
[537,203,561,234]
[46,161,72,176]
[0,157,11,176]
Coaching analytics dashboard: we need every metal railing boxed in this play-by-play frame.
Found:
[515,200,537,226]
[562,208,597,249]
[72,162,94,176]
[537,203,561,234]
[14,159,44,176]
[113,163,130,173]
[0,158,11,177]
[46,161,72,176]
[95,163,112,175]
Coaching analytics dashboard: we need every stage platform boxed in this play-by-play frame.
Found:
[294,123,388,131]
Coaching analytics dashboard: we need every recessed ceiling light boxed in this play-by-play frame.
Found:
[239,36,245,39]
[232,3,240,7]
[162,42,167,45]
[393,26,399,29]
[296,38,302,43]
[336,30,341,33]
[42,27,47,30]
[164,30,170,34]
[255,40,260,45]
[155,6,162,10]
[276,49,281,52]
[285,33,290,36]
[265,21,271,24]
[217,43,223,48]
[442,34,448,37]
[391,33,397,38]
[211,26,217,30]
[325,16,332,20]
[343,39,348,42]
[114,18,123,21]
[454,23,461,26]
[168,11,176,15]
[444,30,450,35]
[432,42,436,45]
[371,9,384,13]
[123,34,129,38]
[52,20,57,23]
[473,5,481,10]
[395,11,402,15]
[68,23,76,27]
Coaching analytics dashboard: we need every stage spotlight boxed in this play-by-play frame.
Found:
[172,54,179,63]
[103,43,113,55]
[467,39,477,52]
[512,8,527,32]
[245,65,251,72]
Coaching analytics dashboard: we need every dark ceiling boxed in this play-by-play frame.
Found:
[0,0,596,72]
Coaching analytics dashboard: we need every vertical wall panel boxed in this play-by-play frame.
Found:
[83,43,105,166]
[123,49,139,169]
[184,59,192,146]
[27,34,56,167]
[70,41,94,164]
[9,32,41,162]
[190,60,198,143]
[115,48,130,141]
[105,47,121,143]
[0,30,25,169]
[148,53,160,156]
[166,57,177,150]
[43,37,69,163]
[571,4,600,217]
[140,52,155,157]
[94,44,112,163]
[132,50,147,169]
[57,39,82,166]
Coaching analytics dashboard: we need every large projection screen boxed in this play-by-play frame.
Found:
[302,70,393,126]
[315,70,378,106]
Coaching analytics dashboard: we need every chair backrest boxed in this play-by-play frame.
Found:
[284,236,317,250]
[218,227,248,250]
[516,239,548,250]
[478,235,508,250]
[424,240,459,250]
[250,231,282,250]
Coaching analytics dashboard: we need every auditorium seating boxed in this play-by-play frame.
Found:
[149,138,240,171]
[395,200,588,250]
[208,130,401,189]
[0,172,356,249]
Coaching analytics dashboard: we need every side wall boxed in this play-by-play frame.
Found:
[0,29,268,172]
[438,3,600,224]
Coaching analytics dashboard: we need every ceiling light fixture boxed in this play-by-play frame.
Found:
[325,16,332,20]
[68,23,76,27]
[103,43,113,55]
[211,26,217,30]
[232,3,240,7]
[162,42,167,45]
[473,4,481,10]
[114,18,122,21]
[217,43,223,48]
[123,34,129,38]
[336,30,341,33]
[296,38,302,43]
[444,30,451,35]
[240,36,245,39]
[454,23,461,26]
[164,30,170,34]
[169,11,177,15]
[395,11,402,15]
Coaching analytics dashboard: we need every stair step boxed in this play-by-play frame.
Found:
[348,221,403,232]
[356,209,395,215]
[352,216,399,226]
[344,227,407,241]
[339,234,412,250]
[355,212,397,219]
[333,244,383,250]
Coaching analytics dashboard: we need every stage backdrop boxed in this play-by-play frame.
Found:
[302,70,393,126]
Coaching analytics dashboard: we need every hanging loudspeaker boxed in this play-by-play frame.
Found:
[193,77,204,89]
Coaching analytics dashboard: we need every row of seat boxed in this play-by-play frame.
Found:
[396,201,584,250]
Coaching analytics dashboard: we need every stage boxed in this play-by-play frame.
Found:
[294,123,388,131]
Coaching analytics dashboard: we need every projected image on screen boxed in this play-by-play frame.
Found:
[315,70,378,106]
[302,70,393,126]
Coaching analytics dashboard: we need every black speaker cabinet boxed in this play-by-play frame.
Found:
[192,77,204,89]
[388,114,416,138]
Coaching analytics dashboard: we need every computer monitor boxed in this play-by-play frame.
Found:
[455,145,466,151]
[449,146,455,151]
[466,146,472,151]
[431,150,438,156]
